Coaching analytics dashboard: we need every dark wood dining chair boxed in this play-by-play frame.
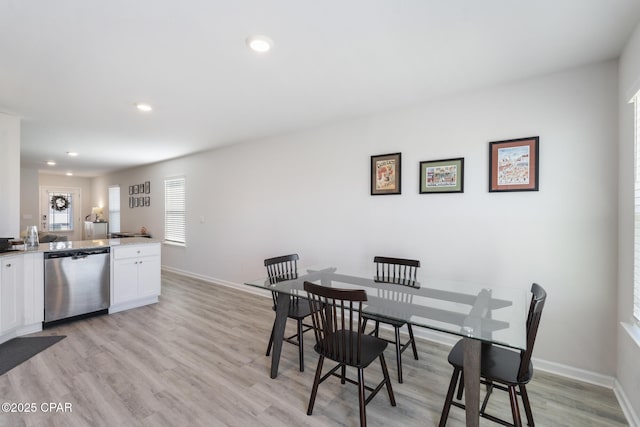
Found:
[264,254,313,372]
[304,281,396,427]
[361,256,420,383]
[439,283,547,427]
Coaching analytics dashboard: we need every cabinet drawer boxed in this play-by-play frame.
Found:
[113,244,161,260]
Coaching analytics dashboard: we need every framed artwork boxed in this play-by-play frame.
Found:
[134,197,139,207]
[139,183,145,193]
[489,136,539,192]
[419,157,464,194]
[133,185,139,194]
[129,186,134,195]
[129,197,134,208]
[144,181,150,194]
[371,152,401,195]
[138,196,144,207]
[144,196,150,206]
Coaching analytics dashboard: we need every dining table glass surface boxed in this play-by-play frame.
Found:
[244,265,528,351]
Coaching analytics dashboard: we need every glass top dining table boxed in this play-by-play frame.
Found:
[244,265,529,427]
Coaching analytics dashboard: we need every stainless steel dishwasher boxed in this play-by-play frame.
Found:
[44,247,110,325]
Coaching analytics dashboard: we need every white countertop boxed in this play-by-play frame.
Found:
[0,237,161,256]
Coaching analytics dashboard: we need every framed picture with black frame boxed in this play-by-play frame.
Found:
[489,136,539,192]
[419,157,464,194]
[371,152,401,195]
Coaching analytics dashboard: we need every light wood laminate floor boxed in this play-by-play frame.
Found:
[0,271,629,426]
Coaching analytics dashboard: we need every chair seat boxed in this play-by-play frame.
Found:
[271,302,313,320]
[448,340,533,386]
[362,312,407,328]
[315,330,388,368]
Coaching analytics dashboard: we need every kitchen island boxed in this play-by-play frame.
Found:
[0,238,161,345]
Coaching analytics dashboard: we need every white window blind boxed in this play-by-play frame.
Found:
[634,95,640,322]
[164,176,186,245]
[108,186,121,233]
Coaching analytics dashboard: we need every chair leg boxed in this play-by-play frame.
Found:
[439,367,460,427]
[266,318,276,356]
[357,367,367,427]
[520,384,534,426]
[455,371,464,400]
[480,382,494,414]
[341,365,346,384]
[379,353,396,406]
[361,318,368,334]
[307,356,324,416]
[407,324,419,360]
[373,320,380,337]
[394,326,403,383]
[297,318,304,372]
[508,385,523,427]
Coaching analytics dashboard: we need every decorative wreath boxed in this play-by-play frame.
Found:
[51,195,70,211]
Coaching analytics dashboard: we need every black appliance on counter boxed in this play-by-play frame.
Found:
[0,237,20,254]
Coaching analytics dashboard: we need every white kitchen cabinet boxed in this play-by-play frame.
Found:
[110,243,161,313]
[84,221,108,239]
[22,252,44,326]
[0,255,23,334]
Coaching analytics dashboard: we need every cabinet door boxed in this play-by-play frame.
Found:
[23,252,44,324]
[137,256,161,298]
[1,256,22,333]
[112,258,139,305]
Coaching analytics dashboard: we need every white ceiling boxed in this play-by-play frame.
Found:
[2,0,640,177]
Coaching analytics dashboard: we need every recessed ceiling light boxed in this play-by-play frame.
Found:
[67,151,78,157]
[65,172,73,176]
[46,161,56,166]
[136,103,153,112]
[246,35,273,53]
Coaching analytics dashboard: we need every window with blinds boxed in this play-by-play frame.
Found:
[108,186,121,233]
[164,176,186,245]
[48,192,74,231]
[634,95,640,322]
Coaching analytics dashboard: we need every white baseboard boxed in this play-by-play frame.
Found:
[109,296,159,314]
[614,379,640,427]
[160,268,637,426]
[531,357,615,388]
[161,266,271,298]
[17,323,43,337]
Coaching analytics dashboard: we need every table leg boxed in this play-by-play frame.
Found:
[270,293,291,378]
[462,337,481,427]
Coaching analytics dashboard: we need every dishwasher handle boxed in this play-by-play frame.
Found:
[44,247,110,259]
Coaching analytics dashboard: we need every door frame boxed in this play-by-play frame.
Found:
[39,186,83,242]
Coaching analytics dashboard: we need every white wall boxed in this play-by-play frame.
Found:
[100,60,619,377]
[0,113,20,238]
[20,167,39,232]
[617,21,640,423]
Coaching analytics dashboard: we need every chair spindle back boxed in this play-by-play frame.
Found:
[304,281,368,366]
[374,256,420,287]
[264,254,299,306]
[517,282,547,381]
